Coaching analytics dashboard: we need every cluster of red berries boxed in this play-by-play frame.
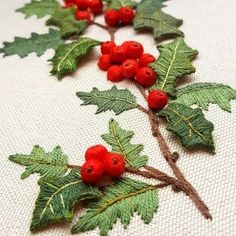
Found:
[81,144,125,184]
[64,0,103,22]
[105,7,135,27]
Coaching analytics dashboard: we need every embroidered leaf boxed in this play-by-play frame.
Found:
[0,29,62,58]
[31,170,101,231]
[72,178,158,236]
[49,38,100,79]
[137,0,168,13]
[133,9,183,42]
[102,119,148,168]
[46,7,87,39]
[16,0,60,19]
[104,0,137,9]
[160,103,215,152]
[9,145,68,180]
[173,83,236,112]
[76,86,138,115]
[150,37,198,96]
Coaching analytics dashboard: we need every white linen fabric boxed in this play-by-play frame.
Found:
[0,0,236,235]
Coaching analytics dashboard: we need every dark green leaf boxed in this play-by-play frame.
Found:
[104,0,137,9]
[137,0,168,13]
[102,119,148,168]
[160,103,215,152]
[72,178,158,236]
[76,86,138,115]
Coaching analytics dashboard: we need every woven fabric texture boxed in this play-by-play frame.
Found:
[0,0,236,235]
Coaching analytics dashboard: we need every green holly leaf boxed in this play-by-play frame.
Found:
[102,119,148,168]
[47,7,87,39]
[16,0,60,19]
[160,103,215,152]
[137,0,168,13]
[103,0,137,9]
[49,37,100,79]
[173,83,236,112]
[31,170,101,232]
[72,178,158,236]
[0,29,63,58]
[133,9,183,42]
[76,86,138,115]
[150,37,198,96]
[9,145,68,180]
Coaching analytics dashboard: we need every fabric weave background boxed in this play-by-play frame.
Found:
[0,0,236,235]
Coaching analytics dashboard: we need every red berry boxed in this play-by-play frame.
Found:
[103,153,125,178]
[75,10,91,22]
[98,54,112,71]
[104,9,120,27]
[89,0,103,14]
[139,53,156,67]
[118,7,135,25]
[121,41,134,53]
[126,41,144,59]
[85,144,108,161]
[147,90,169,110]
[101,41,116,54]
[136,67,156,87]
[121,59,139,79]
[110,46,126,64]
[76,0,89,10]
[81,160,104,184]
[107,66,123,82]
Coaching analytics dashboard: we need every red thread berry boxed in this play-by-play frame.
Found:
[147,90,169,110]
[107,65,123,82]
[76,0,89,10]
[118,7,135,25]
[110,46,126,64]
[101,41,116,54]
[139,53,156,67]
[104,9,120,27]
[136,67,156,87]
[98,54,112,71]
[126,41,144,59]
[85,144,108,161]
[75,10,91,22]
[103,153,125,178]
[121,59,139,79]
[121,41,134,53]
[89,0,103,14]
[81,159,104,184]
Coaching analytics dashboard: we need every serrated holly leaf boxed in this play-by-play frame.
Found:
[102,119,148,168]
[173,83,236,112]
[72,178,158,236]
[9,145,68,180]
[133,9,183,42]
[47,7,87,39]
[0,29,62,58]
[76,86,138,115]
[16,0,60,19]
[160,103,215,152]
[49,38,100,79]
[137,0,168,13]
[31,170,101,232]
[150,37,198,96]
[103,0,137,10]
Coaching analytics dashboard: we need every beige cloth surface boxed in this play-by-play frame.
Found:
[0,0,236,235]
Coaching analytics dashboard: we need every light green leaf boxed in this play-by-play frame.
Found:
[9,145,68,180]
[31,170,101,232]
[76,86,138,115]
[104,0,137,9]
[160,103,215,152]
[173,83,236,112]
[49,37,100,79]
[46,7,87,39]
[16,0,60,19]
[150,37,198,96]
[72,178,158,236]
[0,29,63,58]
[102,119,148,168]
[137,0,168,13]
[133,9,183,42]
